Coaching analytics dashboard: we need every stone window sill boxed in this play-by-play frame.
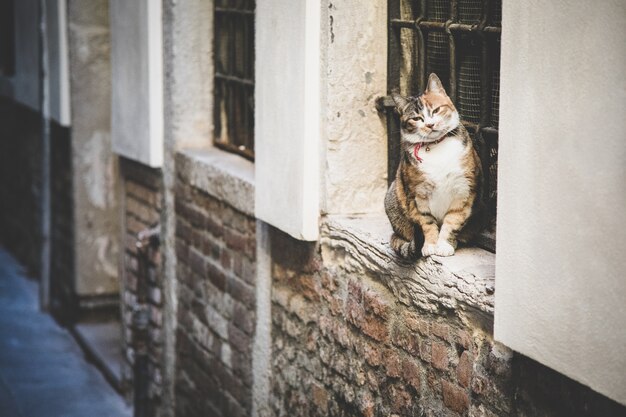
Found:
[321,215,495,317]
[176,147,255,217]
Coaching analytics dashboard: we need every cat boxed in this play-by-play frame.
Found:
[385,73,484,259]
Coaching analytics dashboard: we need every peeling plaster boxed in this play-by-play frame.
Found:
[81,131,115,209]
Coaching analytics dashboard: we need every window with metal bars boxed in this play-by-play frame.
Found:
[381,0,501,251]
[214,0,255,160]
[0,0,15,77]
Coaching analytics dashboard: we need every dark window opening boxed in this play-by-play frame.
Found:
[0,0,15,77]
[214,0,255,161]
[382,0,501,251]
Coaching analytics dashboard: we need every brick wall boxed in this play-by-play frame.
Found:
[0,98,42,275]
[120,158,164,412]
[269,227,626,417]
[174,177,256,417]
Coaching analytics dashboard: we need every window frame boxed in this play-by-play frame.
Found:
[213,2,256,161]
[380,0,501,251]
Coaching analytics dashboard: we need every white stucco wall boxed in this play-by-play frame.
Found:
[110,0,163,167]
[495,0,626,405]
[255,0,320,241]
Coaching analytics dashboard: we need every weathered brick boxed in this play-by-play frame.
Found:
[388,384,412,414]
[311,382,329,415]
[232,301,254,335]
[457,351,473,388]
[442,380,470,414]
[391,323,420,355]
[224,228,247,252]
[206,260,226,291]
[188,248,206,277]
[299,274,319,301]
[432,322,450,341]
[228,323,252,355]
[228,276,255,310]
[363,288,390,319]
[361,315,389,344]
[432,341,449,371]
[402,358,421,392]
[383,350,403,378]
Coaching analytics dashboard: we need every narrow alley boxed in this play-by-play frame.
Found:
[0,248,131,417]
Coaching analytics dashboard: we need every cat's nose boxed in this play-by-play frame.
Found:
[425,123,434,129]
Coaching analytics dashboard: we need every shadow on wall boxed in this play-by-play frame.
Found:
[0,97,44,277]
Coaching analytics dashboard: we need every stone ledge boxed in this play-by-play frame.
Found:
[321,215,495,316]
[176,147,255,217]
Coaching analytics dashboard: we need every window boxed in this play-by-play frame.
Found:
[214,0,255,160]
[382,0,501,251]
[0,0,15,77]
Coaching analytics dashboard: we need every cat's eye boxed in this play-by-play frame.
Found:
[432,107,442,115]
[410,116,422,122]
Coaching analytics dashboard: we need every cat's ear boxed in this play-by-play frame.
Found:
[425,73,446,95]
[391,92,410,115]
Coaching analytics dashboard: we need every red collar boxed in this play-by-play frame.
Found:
[412,135,447,163]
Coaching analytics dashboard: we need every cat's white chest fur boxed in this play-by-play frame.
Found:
[417,137,470,223]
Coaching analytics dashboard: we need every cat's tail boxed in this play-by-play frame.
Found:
[390,233,419,259]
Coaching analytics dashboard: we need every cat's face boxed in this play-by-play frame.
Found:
[392,73,460,144]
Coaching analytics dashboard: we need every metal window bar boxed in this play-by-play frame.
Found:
[214,1,255,160]
[381,0,501,251]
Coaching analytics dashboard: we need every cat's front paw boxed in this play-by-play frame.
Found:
[421,243,438,257]
[434,240,455,257]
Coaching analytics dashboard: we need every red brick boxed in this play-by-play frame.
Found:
[457,351,473,388]
[431,342,449,370]
[205,216,224,238]
[220,249,232,270]
[391,324,420,355]
[432,322,450,341]
[206,262,226,291]
[232,302,254,335]
[359,340,383,367]
[363,288,390,319]
[457,330,472,351]
[188,249,206,277]
[402,358,421,392]
[383,350,403,378]
[224,229,247,252]
[228,277,255,310]
[403,310,430,335]
[442,380,470,414]
[361,315,389,343]
[345,298,365,326]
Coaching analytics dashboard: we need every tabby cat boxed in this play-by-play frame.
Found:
[385,73,483,258]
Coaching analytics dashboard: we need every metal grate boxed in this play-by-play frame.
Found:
[213,0,255,160]
[382,0,501,251]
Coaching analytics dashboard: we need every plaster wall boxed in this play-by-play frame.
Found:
[110,0,164,167]
[322,0,388,215]
[255,0,320,241]
[495,0,626,405]
[67,0,120,297]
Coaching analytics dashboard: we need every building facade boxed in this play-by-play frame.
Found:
[0,1,625,417]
